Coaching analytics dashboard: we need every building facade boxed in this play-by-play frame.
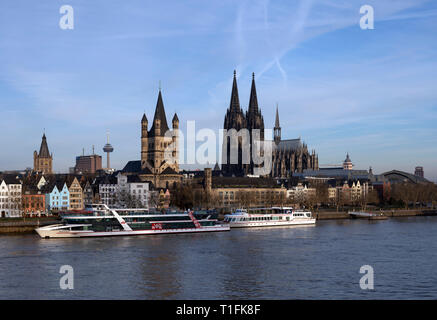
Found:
[117,173,150,208]
[287,183,316,203]
[68,177,84,210]
[22,188,46,216]
[46,182,70,212]
[0,176,22,217]
[75,154,102,174]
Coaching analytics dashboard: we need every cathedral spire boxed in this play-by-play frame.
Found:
[248,72,258,113]
[274,104,281,145]
[275,104,280,128]
[229,70,241,112]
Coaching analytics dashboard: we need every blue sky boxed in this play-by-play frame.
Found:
[0,0,436,181]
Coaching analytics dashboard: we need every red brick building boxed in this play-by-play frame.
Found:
[22,188,46,216]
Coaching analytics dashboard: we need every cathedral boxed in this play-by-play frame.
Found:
[33,133,53,174]
[221,71,318,178]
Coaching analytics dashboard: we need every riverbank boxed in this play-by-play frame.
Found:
[315,209,437,220]
[0,217,59,234]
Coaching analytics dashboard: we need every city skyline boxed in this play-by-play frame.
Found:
[1,0,437,180]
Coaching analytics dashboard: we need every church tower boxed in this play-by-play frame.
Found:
[274,105,281,145]
[222,70,247,176]
[141,89,179,175]
[245,73,265,175]
[33,133,53,174]
[343,153,353,170]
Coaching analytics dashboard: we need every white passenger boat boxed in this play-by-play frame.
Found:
[36,204,229,238]
[223,207,316,228]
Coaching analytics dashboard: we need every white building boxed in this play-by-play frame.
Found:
[0,176,22,218]
[96,174,150,208]
[97,175,118,206]
[116,173,149,209]
[287,183,316,203]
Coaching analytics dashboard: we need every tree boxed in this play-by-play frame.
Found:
[170,185,194,210]
[115,189,143,208]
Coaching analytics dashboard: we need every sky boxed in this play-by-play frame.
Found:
[0,0,436,181]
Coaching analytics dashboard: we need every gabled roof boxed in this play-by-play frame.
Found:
[121,160,153,174]
[0,174,21,185]
[94,175,118,185]
[276,138,302,151]
[122,160,141,173]
[161,167,177,175]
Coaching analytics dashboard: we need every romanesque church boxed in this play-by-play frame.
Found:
[122,89,182,189]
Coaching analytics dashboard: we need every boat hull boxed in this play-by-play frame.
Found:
[226,219,316,228]
[36,225,230,238]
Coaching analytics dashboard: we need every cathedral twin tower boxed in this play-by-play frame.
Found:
[222,70,319,178]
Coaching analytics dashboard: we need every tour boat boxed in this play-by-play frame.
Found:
[223,207,316,228]
[36,204,229,238]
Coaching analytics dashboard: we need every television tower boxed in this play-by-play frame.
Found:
[103,130,114,170]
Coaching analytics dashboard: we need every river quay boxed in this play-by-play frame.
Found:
[0,217,59,234]
[315,209,437,220]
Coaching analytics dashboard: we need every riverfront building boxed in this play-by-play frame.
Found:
[68,177,84,210]
[0,175,22,218]
[22,187,46,216]
[45,181,70,212]
[95,173,150,208]
[184,168,287,209]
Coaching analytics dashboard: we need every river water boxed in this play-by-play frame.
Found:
[1,216,437,299]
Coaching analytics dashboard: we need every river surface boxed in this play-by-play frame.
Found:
[1,216,437,299]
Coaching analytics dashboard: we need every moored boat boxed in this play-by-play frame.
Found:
[223,207,316,228]
[348,211,388,220]
[36,204,229,238]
